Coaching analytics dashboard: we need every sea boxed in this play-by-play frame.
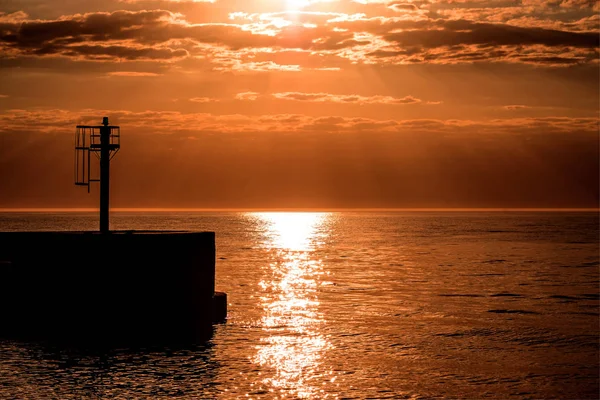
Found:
[0,211,598,399]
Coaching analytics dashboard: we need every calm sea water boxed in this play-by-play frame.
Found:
[0,211,598,399]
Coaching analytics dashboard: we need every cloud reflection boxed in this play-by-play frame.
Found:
[250,212,335,398]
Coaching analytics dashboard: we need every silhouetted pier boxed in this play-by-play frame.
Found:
[0,230,226,345]
[0,117,227,346]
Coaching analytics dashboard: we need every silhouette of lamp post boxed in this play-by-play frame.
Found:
[75,117,121,233]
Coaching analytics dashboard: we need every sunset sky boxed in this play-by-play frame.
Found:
[0,0,598,209]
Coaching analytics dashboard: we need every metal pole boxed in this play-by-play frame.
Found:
[100,118,110,233]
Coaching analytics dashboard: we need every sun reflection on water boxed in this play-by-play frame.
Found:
[249,212,335,398]
[254,212,329,251]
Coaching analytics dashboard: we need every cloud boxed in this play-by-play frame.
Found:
[0,10,194,61]
[235,91,261,100]
[0,11,29,23]
[503,105,532,110]
[223,61,303,72]
[0,108,597,136]
[381,19,599,49]
[521,0,598,9]
[230,91,440,104]
[119,0,215,2]
[271,92,432,104]
[0,9,597,68]
[189,97,214,102]
[107,71,161,76]
[387,2,421,12]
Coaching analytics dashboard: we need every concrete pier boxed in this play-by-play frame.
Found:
[0,231,224,345]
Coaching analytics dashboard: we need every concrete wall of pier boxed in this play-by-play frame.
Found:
[0,231,216,344]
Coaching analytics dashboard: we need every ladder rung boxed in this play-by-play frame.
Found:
[90,144,120,150]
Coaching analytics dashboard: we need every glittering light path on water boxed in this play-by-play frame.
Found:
[250,212,336,399]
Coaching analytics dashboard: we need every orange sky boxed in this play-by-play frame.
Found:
[0,0,598,209]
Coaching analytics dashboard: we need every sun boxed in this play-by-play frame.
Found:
[281,0,337,11]
[285,0,311,10]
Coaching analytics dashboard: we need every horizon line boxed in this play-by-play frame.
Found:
[0,207,598,213]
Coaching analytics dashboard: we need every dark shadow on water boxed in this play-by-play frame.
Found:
[3,334,215,358]
[0,334,221,399]
[1,325,215,352]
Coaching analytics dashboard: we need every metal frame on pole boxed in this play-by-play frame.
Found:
[74,117,120,233]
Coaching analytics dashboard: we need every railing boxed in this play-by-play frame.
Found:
[74,125,120,192]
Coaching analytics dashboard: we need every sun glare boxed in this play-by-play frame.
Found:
[285,0,311,10]
[252,212,329,251]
